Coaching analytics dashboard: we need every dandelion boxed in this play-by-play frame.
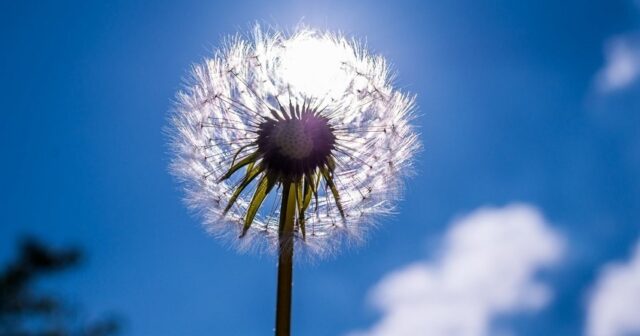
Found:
[169,26,419,335]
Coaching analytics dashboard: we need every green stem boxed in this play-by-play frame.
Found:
[275,182,296,336]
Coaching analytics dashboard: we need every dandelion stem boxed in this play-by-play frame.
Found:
[275,182,296,336]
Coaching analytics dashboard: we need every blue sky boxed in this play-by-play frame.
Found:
[1,0,639,335]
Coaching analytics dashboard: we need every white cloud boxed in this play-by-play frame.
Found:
[349,204,565,336]
[587,242,640,336]
[597,37,640,93]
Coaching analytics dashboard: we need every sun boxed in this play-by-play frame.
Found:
[278,33,357,99]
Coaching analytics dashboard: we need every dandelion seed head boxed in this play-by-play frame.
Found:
[169,25,420,258]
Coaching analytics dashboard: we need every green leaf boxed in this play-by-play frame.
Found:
[245,160,255,173]
[222,163,264,215]
[230,143,254,166]
[313,171,321,212]
[320,166,345,219]
[302,172,316,210]
[240,174,276,237]
[295,181,307,240]
[295,181,303,210]
[218,151,260,182]
[326,156,336,171]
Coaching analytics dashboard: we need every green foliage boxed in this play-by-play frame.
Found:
[241,174,277,237]
[0,238,121,336]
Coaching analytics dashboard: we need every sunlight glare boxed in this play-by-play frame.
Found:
[279,34,353,98]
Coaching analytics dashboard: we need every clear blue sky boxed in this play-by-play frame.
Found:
[1,0,639,335]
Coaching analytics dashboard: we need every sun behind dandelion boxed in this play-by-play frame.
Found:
[169,25,419,335]
[170,26,418,255]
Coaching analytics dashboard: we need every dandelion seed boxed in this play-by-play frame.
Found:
[168,25,419,335]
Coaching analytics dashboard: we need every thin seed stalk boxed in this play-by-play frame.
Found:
[275,182,297,336]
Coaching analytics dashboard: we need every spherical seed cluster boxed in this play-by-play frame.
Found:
[169,26,420,257]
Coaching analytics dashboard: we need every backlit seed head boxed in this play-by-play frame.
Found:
[169,25,420,257]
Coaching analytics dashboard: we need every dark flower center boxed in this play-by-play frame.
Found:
[257,110,335,180]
